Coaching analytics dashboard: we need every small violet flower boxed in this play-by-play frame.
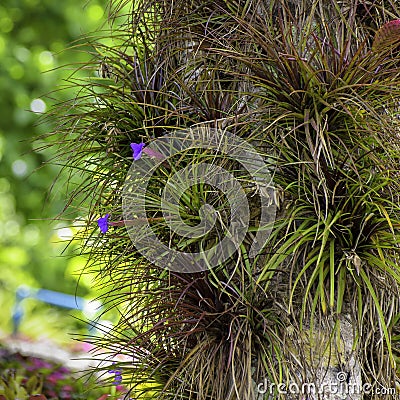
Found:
[97,214,109,233]
[108,363,123,385]
[32,358,53,369]
[130,142,145,160]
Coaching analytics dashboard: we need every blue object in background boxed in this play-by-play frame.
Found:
[12,285,102,334]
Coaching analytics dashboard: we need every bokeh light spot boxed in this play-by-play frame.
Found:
[30,98,46,114]
[9,64,24,80]
[56,227,74,241]
[5,220,20,237]
[88,4,104,21]
[14,47,31,63]
[12,159,28,177]
[0,177,10,193]
[23,224,40,246]
[39,50,54,66]
[0,17,13,33]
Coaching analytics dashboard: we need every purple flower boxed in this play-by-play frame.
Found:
[97,214,109,233]
[108,363,122,385]
[130,142,145,160]
[31,358,53,369]
[47,370,65,384]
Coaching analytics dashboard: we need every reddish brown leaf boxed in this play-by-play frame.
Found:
[372,19,400,51]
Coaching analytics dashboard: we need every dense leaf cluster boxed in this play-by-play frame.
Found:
[50,0,400,398]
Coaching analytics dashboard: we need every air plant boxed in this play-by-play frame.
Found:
[45,0,400,398]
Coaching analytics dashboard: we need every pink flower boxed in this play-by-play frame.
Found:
[142,147,166,160]
[47,370,64,384]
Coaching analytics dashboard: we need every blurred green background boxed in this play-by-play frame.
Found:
[0,0,107,343]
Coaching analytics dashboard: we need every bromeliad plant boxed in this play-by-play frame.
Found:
[45,0,400,398]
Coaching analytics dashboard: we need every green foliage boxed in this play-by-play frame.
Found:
[48,0,400,398]
[0,0,108,338]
